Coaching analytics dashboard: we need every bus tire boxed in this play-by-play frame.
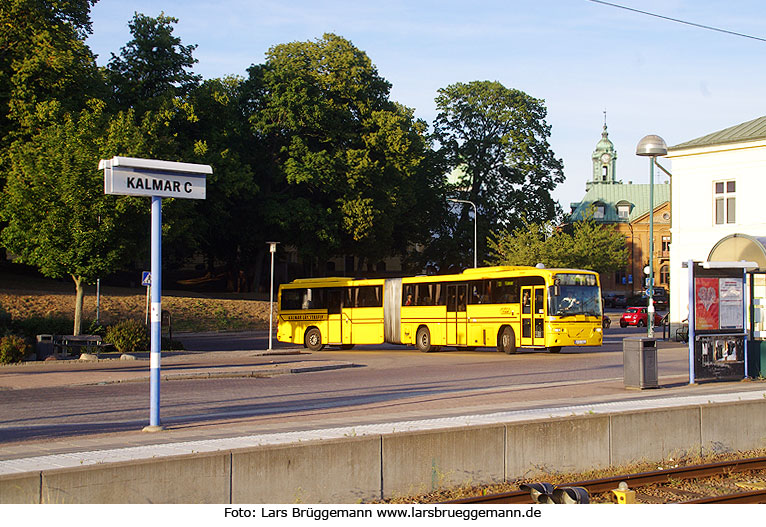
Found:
[305,327,324,351]
[498,326,517,354]
[547,346,562,353]
[416,326,434,353]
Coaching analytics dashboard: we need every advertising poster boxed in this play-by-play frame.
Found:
[718,278,744,329]
[695,277,720,330]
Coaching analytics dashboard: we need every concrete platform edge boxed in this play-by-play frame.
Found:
[2,389,766,503]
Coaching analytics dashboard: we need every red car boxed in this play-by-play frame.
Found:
[619,307,663,328]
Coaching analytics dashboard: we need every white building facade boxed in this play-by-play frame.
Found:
[667,116,766,328]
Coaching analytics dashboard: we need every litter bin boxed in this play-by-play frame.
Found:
[623,337,658,389]
[36,334,54,360]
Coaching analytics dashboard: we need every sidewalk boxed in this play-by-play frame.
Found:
[0,347,354,390]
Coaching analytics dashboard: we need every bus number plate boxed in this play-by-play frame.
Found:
[575,340,586,345]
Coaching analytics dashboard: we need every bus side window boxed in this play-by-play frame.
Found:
[416,284,430,306]
[435,284,445,305]
[470,281,484,304]
[403,286,414,306]
[345,288,353,308]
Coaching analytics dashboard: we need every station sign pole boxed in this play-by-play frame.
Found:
[100,157,211,431]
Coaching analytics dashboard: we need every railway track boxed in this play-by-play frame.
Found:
[445,456,766,504]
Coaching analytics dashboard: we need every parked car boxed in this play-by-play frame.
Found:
[619,306,663,328]
[652,287,669,311]
[612,294,627,308]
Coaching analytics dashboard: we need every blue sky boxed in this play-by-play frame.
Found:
[87,1,766,208]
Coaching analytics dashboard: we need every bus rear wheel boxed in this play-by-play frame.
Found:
[498,326,517,354]
[305,327,324,351]
[416,326,435,353]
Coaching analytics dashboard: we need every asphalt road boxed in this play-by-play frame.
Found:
[0,319,689,448]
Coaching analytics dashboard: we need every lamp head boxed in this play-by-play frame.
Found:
[636,135,668,157]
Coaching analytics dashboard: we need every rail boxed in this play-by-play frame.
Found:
[445,456,766,504]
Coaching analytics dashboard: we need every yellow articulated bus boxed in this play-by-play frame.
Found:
[276,266,603,354]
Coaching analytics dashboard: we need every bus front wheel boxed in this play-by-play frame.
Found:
[498,327,517,354]
[416,327,435,353]
[305,327,324,351]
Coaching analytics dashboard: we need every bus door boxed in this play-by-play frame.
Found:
[327,288,345,344]
[447,283,468,346]
[521,286,546,347]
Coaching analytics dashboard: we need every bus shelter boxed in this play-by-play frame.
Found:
[684,260,757,383]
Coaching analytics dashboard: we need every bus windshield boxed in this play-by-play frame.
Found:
[549,284,602,317]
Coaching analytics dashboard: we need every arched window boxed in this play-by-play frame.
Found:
[660,265,670,285]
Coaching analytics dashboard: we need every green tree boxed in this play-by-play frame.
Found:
[486,218,551,267]
[487,216,627,276]
[0,0,102,139]
[252,34,439,272]
[433,81,564,268]
[105,12,201,115]
[0,100,149,334]
[164,76,264,290]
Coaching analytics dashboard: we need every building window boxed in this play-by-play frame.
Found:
[593,203,605,219]
[660,265,670,285]
[661,236,670,256]
[714,180,736,225]
[617,203,630,220]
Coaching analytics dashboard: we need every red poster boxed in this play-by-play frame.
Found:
[695,277,719,330]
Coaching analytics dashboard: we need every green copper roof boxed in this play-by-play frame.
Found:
[670,115,766,150]
[569,183,670,223]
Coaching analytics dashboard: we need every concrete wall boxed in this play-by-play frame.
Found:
[382,425,505,498]
[2,398,766,503]
[232,436,381,503]
[42,452,230,504]
[506,415,610,477]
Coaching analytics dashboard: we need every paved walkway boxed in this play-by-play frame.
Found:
[2,334,765,476]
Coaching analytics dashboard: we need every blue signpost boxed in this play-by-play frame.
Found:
[100,157,211,431]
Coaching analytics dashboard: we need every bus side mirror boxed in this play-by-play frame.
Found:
[553,285,560,297]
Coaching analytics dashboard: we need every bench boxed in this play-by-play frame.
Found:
[54,335,112,357]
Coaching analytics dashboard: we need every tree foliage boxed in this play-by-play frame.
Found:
[106,12,200,114]
[0,100,149,333]
[488,217,628,275]
[0,0,102,139]
[252,34,440,270]
[433,81,564,268]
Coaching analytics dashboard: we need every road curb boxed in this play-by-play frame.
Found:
[74,361,355,386]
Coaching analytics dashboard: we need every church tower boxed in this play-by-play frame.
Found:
[588,115,618,189]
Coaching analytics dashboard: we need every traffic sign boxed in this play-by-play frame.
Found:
[141,271,151,286]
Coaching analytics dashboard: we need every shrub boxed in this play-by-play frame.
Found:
[0,304,12,334]
[12,316,73,339]
[0,334,30,364]
[105,320,149,354]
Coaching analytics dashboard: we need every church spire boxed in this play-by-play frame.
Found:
[589,113,618,188]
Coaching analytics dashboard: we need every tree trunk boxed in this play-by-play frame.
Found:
[72,275,84,335]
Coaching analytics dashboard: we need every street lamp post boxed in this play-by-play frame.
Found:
[267,241,280,351]
[448,198,478,268]
[636,134,668,338]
